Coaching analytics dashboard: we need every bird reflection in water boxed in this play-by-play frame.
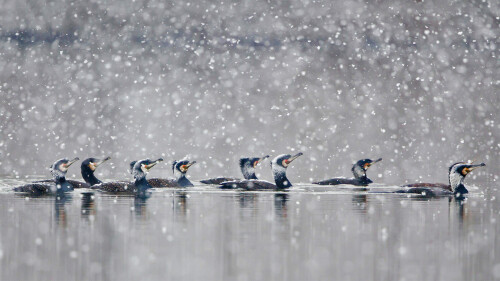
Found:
[174,191,188,218]
[351,194,368,213]
[274,193,289,219]
[133,185,154,219]
[81,192,96,221]
[54,194,72,228]
[238,192,257,209]
[237,192,259,220]
[449,197,468,227]
[134,195,150,219]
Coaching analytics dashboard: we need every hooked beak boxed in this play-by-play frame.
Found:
[180,161,196,173]
[185,161,197,169]
[255,155,270,167]
[66,157,80,168]
[287,152,303,164]
[94,156,111,167]
[464,163,486,174]
[144,158,163,170]
[365,158,382,170]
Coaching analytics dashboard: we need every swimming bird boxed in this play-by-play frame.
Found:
[13,157,80,195]
[36,157,111,188]
[147,160,197,187]
[313,158,382,186]
[93,158,163,194]
[399,162,486,197]
[172,160,197,187]
[200,155,270,185]
[219,152,303,190]
[129,160,175,187]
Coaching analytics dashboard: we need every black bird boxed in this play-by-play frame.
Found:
[172,160,197,187]
[313,158,382,186]
[36,157,111,188]
[219,152,303,190]
[80,157,111,186]
[399,162,486,197]
[87,159,139,191]
[129,160,173,187]
[128,160,170,187]
[200,155,270,185]
[147,159,197,187]
[14,157,80,195]
[93,158,163,194]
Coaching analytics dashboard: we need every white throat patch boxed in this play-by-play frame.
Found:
[132,160,148,179]
[140,164,149,175]
[353,165,365,179]
[449,169,464,192]
[51,168,66,179]
[241,162,256,179]
[271,159,287,180]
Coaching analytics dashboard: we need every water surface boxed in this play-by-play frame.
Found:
[0,178,499,281]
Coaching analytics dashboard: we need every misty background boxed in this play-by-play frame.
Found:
[0,0,498,185]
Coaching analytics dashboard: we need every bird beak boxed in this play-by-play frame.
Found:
[464,163,486,174]
[186,161,196,169]
[94,156,111,167]
[260,155,270,161]
[365,158,382,169]
[66,157,80,167]
[144,158,163,170]
[287,152,303,164]
[180,161,196,172]
[255,155,270,167]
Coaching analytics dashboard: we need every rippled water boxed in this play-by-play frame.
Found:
[0,177,499,281]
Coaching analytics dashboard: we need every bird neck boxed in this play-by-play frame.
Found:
[449,172,466,194]
[174,170,193,186]
[352,165,366,180]
[174,170,185,181]
[52,169,67,183]
[454,184,468,196]
[358,176,372,185]
[177,175,193,187]
[82,168,102,186]
[449,172,467,194]
[241,164,257,180]
[54,176,67,184]
[272,166,291,189]
[134,176,152,192]
[54,176,73,193]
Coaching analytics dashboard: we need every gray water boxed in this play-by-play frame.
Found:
[1,177,499,281]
